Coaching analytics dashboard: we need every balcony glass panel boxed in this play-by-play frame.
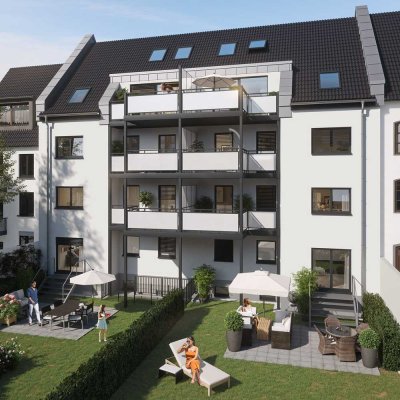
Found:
[183,212,238,232]
[0,104,29,126]
[128,210,178,230]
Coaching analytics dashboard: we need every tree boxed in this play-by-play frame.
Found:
[0,136,25,204]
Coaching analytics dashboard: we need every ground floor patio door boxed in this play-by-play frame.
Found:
[56,237,84,273]
[311,248,351,291]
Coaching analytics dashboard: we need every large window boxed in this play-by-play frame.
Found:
[257,131,276,153]
[312,188,351,214]
[127,134,139,153]
[127,185,140,209]
[312,128,351,155]
[159,135,176,153]
[214,239,233,262]
[56,237,84,272]
[0,103,29,126]
[395,180,400,212]
[127,237,139,257]
[56,136,83,159]
[56,187,83,209]
[257,241,276,264]
[159,186,176,211]
[215,186,233,212]
[256,186,276,211]
[215,133,234,151]
[395,122,400,155]
[19,154,34,178]
[312,248,351,290]
[19,232,34,246]
[19,192,34,217]
[158,237,176,259]
[240,76,268,94]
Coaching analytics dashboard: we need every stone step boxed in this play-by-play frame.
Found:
[311,309,359,320]
[312,291,353,302]
[312,301,355,310]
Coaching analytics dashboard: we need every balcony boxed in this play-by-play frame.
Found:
[128,151,177,172]
[111,207,124,224]
[182,89,239,112]
[0,218,7,235]
[0,104,30,127]
[128,209,178,230]
[183,150,239,171]
[244,212,276,230]
[245,95,277,114]
[128,93,178,114]
[110,102,124,120]
[111,155,124,172]
[183,211,239,232]
[244,152,276,172]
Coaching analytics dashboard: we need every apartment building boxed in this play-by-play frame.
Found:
[0,6,399,319]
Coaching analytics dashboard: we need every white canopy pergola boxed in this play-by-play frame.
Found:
[228,270,291,297]
[70,270,116,285]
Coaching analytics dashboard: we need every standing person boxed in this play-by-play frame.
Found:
[178,336,201,384]
[97,304,108,342]
[27,281,42,326]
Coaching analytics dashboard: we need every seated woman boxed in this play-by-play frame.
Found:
[178,336,201,384]
[241,298,260,328]
[161,82,174,93]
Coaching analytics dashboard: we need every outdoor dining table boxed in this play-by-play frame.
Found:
[45,300,80,330]
[326,325,357,338]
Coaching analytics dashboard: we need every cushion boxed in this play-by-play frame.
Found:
[274,310,287,322]
[282,316,290,326]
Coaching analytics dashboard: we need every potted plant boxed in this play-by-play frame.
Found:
[359,328,380,368]
[234,194,254,212]
[224,310,243,352]
[114,87,127,101]
[194,196,213,212]
[189,139,204,152]
[193,264,216,302]
[292,267,318,318]
[0,294,20,326]
[139,191,153,209]
[111,140,124,155]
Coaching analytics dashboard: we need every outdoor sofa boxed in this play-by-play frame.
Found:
[11,289,29,315]
[169,338,230,396]
[271,310,292,349]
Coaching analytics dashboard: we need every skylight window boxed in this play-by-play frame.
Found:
[320,72,340,89]
[175,47,192,59]
[219,43,236,56]
[68,88,90,104]
[149,49,167,61]
[249,40,267,50]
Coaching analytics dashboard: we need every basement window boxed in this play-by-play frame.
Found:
[320,72,340,89]
[68,88,91,103]
[149,49,167,61]
[175,47,193,59]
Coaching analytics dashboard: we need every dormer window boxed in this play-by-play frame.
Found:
[219,43,236,56]
[0,103,29,126]
[68,88,91,104]
[149,49,167,61]
[320,72,340,89]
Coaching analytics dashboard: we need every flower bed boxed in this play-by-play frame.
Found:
[0,293,21,324]
[0,337,25,376]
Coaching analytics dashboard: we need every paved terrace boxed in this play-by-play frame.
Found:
[0,306,118,340]
[224,324,380,376]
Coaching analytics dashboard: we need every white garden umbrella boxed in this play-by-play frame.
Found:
[70,270,116,285]
[229,270,290,297]
[192,73,236,89]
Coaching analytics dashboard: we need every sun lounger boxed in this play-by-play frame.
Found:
[169,338,230,396]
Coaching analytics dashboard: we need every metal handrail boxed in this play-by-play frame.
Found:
[62,264,78,301]
[308,279,312,328]
[351,275,364,326]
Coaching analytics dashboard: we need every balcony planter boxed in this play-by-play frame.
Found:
[359,328,380,368]
[225,310,243,352]
[0,314,17,327]
[139,191,153,211]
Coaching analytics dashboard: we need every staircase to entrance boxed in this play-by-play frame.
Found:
[39,274,74,301]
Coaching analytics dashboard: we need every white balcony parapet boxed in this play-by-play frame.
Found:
[127,93,178,114]
[128,152,178,171]
[111,103,124,120]
[246,211,276,229]
[111,156,124,172]
[183,90,239,112]
[247,95,277,114]
[128,210,178,230]
[183,151,238,171]
[111,208,124,224]
[183,212,239,232]
[245,153,276,171]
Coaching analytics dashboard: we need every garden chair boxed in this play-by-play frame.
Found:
[335,335,357,362]
[324,315,341,331]
[168,338,230,396]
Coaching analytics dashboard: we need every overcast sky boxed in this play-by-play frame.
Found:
[1,0,399,80]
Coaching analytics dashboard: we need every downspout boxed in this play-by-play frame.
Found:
[361,101,367,292]
[45,115,52,275]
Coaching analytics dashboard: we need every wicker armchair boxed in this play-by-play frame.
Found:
[356,322,369,334]
[314,324,336,355]
[324,315,341,331]
[335,335,357,362]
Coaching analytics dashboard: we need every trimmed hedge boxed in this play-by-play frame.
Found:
[362,292,400,371]
[45,290,184,400]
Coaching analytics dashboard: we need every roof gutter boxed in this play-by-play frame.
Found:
[39,111,100,119]
[291,99,376,106]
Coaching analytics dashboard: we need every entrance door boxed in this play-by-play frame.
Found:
[56,238,84,273]
[312,248,351,291]
[215,186,233,212]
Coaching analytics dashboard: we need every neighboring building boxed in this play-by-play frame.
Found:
[0,6,399,320]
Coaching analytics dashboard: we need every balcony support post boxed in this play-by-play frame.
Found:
[178,65,183,291]
[239,88,244,304]
[123,121,127,173]
[123,233,128,308]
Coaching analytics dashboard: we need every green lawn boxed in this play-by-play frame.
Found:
[0,297,152,400]
[112,300,400,400]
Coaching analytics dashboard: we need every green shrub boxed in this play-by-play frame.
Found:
[114,87,127,101]
[358,328,380,349]
[224,310,244,331]
[292,267,319,315]
[0,337,25,375]
[362,292,400,371]
[46,290,184,400]
[15,266,35,292]
[193,264,216,300]
[194,196,213,211]
[139,191,153,207]
[0,245,41,277]
[234,193,254,212]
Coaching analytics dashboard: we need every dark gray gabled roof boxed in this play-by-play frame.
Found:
[0,64,60,147]
[0,64,61,100]
[44,16,372,115]
[371,12,400,101]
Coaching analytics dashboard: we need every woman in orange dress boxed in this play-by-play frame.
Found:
[178,336,200,384]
